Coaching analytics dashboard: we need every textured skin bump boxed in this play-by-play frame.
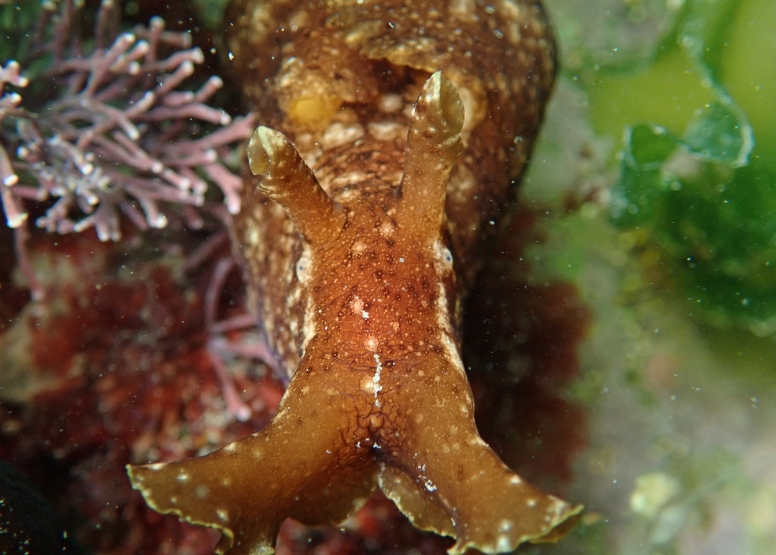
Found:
[127,2,580,554]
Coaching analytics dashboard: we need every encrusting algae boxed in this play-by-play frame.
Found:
[127,0,582,553]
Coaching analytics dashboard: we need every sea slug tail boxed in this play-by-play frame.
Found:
[128,366,379,554]
[378,354,582,554]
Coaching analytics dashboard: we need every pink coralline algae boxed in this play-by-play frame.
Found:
[0,0,253,298]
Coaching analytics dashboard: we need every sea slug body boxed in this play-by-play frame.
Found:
[127,1,582,553]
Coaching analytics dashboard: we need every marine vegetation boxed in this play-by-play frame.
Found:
[0,0,253,299]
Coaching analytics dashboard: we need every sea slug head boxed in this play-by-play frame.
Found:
[246,72,466,368]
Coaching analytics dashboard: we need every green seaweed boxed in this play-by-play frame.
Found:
[682,98,753,166]
[607,16,776,335]
[678,0,740,82]
[658,160,776,332]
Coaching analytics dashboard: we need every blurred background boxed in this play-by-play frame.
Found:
[520,0,776,553]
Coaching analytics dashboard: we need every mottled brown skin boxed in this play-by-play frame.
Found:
[226,0,556,299]
[128,1,581,554]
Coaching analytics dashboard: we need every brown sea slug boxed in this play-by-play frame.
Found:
[127,0,582,553]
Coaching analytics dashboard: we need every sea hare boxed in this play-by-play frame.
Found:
[127,1,582,553]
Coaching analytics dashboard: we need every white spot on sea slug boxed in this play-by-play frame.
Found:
[296,249,312,282]
[551,496,569,518]
[331,170,370,189]
[455,85,478,134]
[499,0,523,21]
[449,0,477,18]
[433,240,454,273]
[510,475,522,485]
[224,442,237,452]
[496,535,511,551]
[379,221,395,238]
[527,498,537,507]
[373,354,383,407]
[361,376,375,394]
[216,509,229,522]
[301,295,317,352]
[362,310,369,320]
[177,472,189,482]
[365,336,378,351]
[378,93,403,113]
[246,225,260,247]
[148,463,165,471]
[447,163,477,204]
[368,121,406,141]
[499,519,514,532]
[321,121,365,150]
[351,295,365,316]
[468,436,488,446]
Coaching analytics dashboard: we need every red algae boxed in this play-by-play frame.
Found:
[464,205,590,487]
[0,232,283,555]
